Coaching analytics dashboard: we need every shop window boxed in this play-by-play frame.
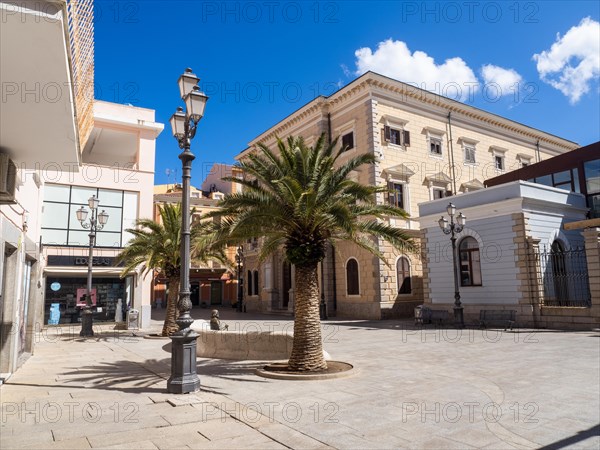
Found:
[41,184,135,248]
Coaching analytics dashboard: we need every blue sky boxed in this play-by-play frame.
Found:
[94,1,600,187]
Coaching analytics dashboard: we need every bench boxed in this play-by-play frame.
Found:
[415,307,449,325]
[479,310,517,330]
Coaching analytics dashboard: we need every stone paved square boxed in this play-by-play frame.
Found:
[1,310,598,449]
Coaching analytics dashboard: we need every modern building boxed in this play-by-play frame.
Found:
[235,71,579,319]
[486,141,600,219]
[40,101,163,329]
[1,0,95,379]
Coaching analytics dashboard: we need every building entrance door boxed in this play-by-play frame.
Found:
[210,281,223,305]
[190,282,200,307]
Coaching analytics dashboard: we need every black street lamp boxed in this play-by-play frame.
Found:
[75,195,109,337]
[438,202,467,328]
[167,68,208,394]
[236,246,244,312]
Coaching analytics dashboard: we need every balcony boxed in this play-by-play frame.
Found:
[0,0,94,167]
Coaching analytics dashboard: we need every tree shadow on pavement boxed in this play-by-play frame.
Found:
[199,359,270,384]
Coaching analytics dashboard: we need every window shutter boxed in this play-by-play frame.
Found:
[387,181,395,206]
[383,126,391,142]
[403,130,410,147]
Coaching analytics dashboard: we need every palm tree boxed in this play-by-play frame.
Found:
[117,203,229,336]
[208,134,416,371]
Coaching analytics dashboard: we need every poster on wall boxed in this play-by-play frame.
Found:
[76,288,97,307]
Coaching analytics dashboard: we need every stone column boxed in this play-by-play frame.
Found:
[582,227,600,323]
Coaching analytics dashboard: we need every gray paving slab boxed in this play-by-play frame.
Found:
[1,311,598,450]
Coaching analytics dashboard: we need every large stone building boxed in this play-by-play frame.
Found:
[236,71,579,319]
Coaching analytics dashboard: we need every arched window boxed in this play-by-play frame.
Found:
[253,270,259,295]
[459,237,482,286]
[247,270,253,296]
[346,258,360,295]
[397,257,412,294]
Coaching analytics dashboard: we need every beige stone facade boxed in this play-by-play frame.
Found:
[236,72,578,319]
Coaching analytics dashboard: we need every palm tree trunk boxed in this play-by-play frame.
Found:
[288,262,327,371]
[162,278,180,336]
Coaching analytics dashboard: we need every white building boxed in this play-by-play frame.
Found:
[419,181,599,329]
[1,0,95,378]
[40,101,163,330]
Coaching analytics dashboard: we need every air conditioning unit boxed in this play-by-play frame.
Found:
[0,154,17,204]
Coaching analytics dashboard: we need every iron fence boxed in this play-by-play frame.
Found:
[535,245,591,307]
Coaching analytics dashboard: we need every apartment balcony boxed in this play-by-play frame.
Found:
[0,0,94,167]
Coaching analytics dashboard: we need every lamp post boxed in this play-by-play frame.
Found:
[167,68,208,394]
[438,202,466,328]
[75,195,109,337]
[236,245,244,312]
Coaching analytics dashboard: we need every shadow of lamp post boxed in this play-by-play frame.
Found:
[167,68,208,394]
[438,202,466,328]
[75,195,109,337]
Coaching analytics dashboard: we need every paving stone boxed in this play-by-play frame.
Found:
[3,313,599,450]
[21,437,92,449]
[256,422,333,449]
[103,440,159,449]
[166,395,206,407]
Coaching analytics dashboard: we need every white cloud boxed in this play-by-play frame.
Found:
[354,39,479,101]
[533,17,600,104]
[481,65,523,96]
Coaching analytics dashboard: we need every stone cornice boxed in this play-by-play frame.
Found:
[238,71,579,160]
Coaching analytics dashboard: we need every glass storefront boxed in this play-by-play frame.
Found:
[44,276,131,324]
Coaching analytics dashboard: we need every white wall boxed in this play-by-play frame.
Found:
[420,181,588,308]
[426,215,521,305]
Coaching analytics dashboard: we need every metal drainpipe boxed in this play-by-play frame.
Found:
[328,112,337,311]
[447,112,458,195]
[536,140,541,163]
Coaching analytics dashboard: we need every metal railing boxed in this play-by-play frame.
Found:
[536,245,591,307]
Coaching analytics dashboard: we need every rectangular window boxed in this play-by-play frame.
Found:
[388,183,404,209]
[584,159,600,194]
[495,155,504,171]
[430,138,442,156]
[464,146,476,164]
[341,132,354,151]
[432,188,445,200]
[41,184,135,248]
[383,126,410,147]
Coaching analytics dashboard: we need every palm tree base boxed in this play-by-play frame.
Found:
[255,361,355,380]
